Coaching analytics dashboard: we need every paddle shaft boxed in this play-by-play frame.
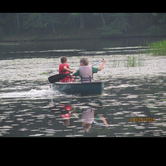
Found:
[90,60,103,66]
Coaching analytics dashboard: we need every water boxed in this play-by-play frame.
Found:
[1,37,166,137]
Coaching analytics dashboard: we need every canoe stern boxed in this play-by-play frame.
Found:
[52,82,104,95]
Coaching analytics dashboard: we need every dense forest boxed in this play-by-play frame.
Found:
[1,13,166,41]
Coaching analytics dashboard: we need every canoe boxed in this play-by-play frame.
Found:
[52,81,104,95]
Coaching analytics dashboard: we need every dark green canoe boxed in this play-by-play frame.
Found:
[52,81,104,95]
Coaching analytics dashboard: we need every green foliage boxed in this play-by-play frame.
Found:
[70,13,80,17]
[21,13,44,30]
[126,55,144,67]
[147,25,162,35]
[100,13,130,36]
[100,24,123,36]
[0,13,166,38]
[147,13,166,35]
[111,55,144,68]
[127,56,136,67]
[152,13,158,16]
[146,40,166,55]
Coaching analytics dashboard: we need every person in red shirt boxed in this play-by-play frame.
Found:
[60,104,75,126]
[59,56,74,82]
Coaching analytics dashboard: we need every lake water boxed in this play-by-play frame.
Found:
[1,37,166,137]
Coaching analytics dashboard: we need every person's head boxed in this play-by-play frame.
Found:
[63,119,70,126]
[80,57,89,66]
[61,56,67,63]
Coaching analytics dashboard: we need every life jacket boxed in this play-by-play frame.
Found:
[61,104,72,111]
[79,65,93,83]
[59,63,70,74]
[80,108,94,124]
[59,63,71,82]
[60,104,72,119]
[61,114,71,119]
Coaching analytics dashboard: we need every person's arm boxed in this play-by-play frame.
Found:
[73,113,79,118]
[92,67,98,73]
[71,69,79,76]
[99,115,108,127]
[98,59,106,71]
[64,66,72,72]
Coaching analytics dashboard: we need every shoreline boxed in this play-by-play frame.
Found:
[1,31,166,43]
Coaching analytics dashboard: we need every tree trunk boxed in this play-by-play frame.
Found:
[69,16,72,29]
[16,13,20,31]
[51,22,55,33]
[80,13,84,29]
[100,13,105,24]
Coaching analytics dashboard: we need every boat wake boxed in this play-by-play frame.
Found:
[0,87,63,99]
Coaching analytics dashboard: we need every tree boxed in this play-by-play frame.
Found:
[20,13,44,30]
[100,13,130,36]
[100,13,105,24]
[16,13,20,32]
[41,13,61,33]
[67,13,80,29]
[80,13,84,29]
[93,13,105,25]
[0,13,166,39]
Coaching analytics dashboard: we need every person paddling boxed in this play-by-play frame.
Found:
[72,58,106,83]
[59,56,74,82]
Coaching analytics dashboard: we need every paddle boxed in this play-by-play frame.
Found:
[48,60,103,83]
[90,60,102,66]
[48,73,71,83]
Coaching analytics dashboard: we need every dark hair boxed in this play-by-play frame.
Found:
[63,119,70,126]
[80,57,89,66]
[61,56,67,63]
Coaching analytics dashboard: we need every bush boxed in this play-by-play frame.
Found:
[146,40,166,55]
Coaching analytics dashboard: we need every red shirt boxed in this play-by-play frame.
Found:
[59,63,72,82]
[61,113,71,119]
[61,105,72,119]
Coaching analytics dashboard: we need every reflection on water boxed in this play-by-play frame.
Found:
[49,102,108,133]
[1,74,166,137]
[1,38,166,137]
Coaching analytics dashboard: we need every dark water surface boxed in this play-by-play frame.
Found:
[1,37,166,137]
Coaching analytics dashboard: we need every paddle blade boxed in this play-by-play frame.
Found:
[48,73,70,83]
